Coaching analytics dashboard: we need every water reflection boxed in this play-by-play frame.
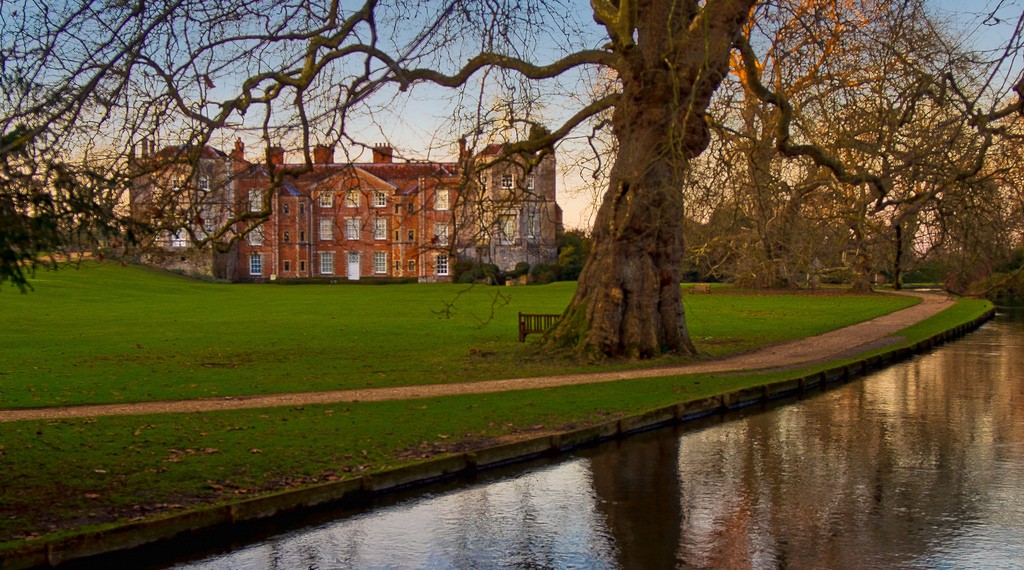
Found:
[175,312,1024,569]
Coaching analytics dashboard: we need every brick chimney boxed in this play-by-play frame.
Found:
[268,146,285,166]
[230,138,245,161]
[372,144,393,164]
[313,144,334,164]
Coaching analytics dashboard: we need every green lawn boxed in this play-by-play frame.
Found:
[1,262,917,409]
[0,262,992,551]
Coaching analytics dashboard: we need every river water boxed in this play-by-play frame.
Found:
[173,311,1024,569]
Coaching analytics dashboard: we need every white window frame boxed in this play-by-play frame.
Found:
[248,225,264,246]
[500,174,514,190]
[373,251,387,274]
[198,177,209,192]
[435,188,449,211]
[435,253,449,276]
[435,222,449,246]
[372,217,387,240]
[169,229,188,248]
[526,176,535,190]
[372,191,387,208]
[249,253,262,276]
[346,190,359,207]
[345,217,360,240]
[498,214,516,245]
[319,192,334,208]
[320,252,334,275]
[248,189,262,212]
[319,217,334,241]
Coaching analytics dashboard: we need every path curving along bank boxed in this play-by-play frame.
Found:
[1,291,953,423]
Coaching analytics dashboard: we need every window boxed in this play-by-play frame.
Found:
[299,230,305,242]
[345,217,360,240]
[319,192,334,207]
[408,203,414,214]
[526,205,540,240]
[500,174,514,189]
[435,253,449,276]
[394,204,401,214]
[394,230,401,241]
[299,204,305,214]
[499,214,516,245]
[435,188,449,211]
[372,217,386,240]
[408,230,415,241]
[300,260,306,272]
[249,253,262,276]
[394,260,401,272]
[526,176,535,190]
[408,260,416,272]
[283,230,290,243]
[282,203,290,215]
[320,252,334,275]
[248,225,264,246]
[201,207,216,233]
[169,230,188,248]
[346,190,359,207]
[373,191,387,208]
[435,223,449,246]
[374,251,387,274]
[319,217,334,240]
[198,177,209,192]
[249,189,262,212]
[283,260,291,272]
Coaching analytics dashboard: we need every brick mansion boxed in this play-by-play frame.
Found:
[129,140,562,282]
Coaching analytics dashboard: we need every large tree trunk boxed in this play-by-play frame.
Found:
[548,0,755,358]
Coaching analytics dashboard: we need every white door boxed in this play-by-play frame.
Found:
[347,252,360,280]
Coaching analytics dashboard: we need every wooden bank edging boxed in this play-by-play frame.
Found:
[3,308,995,570]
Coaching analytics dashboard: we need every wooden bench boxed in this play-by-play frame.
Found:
[691,283,712,294]
[518,312,561,342]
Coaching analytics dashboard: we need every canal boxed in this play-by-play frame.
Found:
[171,310,1024,569]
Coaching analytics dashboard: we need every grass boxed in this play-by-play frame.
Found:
[1,262,916,409]
[2,262,984,551]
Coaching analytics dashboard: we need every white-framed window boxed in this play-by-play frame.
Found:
[498,214,516,245]
[373,251,387,274]
[526,176,535,190]
[407,259,416,272]
[372,217,387,240]
[319,217,334,240]
[373,191,387,208]
[435,253,449,276]
[198,177,209,192]
[248,225,264,246]
[346,190,359,207]
[201,207,216,233]
[319,192,334,207]
[500,174,514,189]
[320,251,334,275]
[435,223,449,246]
[169,230,188,248]
[435,188,449,211]
[249,253,262,276]
[248,189,262,212]
[526,204,540,239]
[345,217,360,240]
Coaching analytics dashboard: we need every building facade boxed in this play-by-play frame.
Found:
[129,140,562,282]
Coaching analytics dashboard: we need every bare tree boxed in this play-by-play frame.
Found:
[3,0,1021,355]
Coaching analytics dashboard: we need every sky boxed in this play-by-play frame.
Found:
[193,0,1023,232]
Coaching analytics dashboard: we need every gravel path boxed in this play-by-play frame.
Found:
[0,291,952,423]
